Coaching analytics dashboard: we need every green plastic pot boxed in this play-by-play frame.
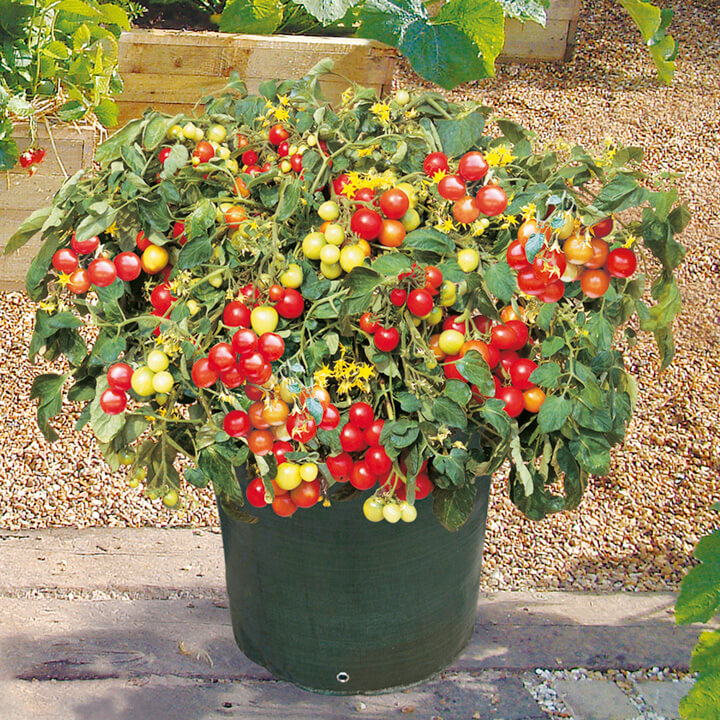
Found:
[217,472,492,694]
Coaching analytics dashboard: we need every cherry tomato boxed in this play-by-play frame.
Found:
[516,265,545,296]
[443,354,465,381]
[505,320,529,350]
[224,205,247,230]
[240,351,265,376]
[364,419,384,447]
[224,301,251,328]
[208,342,236,372]
[380,188,410,219]
[141,245,169,275]
[88,258,117,287]
[378,219,406,248]
[349,402,374,430]
[107,363,133,392]
[268,284,284,302]
[262,397,289,426]
[290,154,303,172]
[476,185,508,216]
[590,217,614,238]
[286,411,317,443]
[319,403,341,430]
[191,358,219,388]
[365,446,392,476]
[114,251,142,281]
[509,358,538,390]
[458,151,489,181]
[233,177,250,198]
[248,429,274,455]
[351,208,383,240]
[291,479,321,508]
[491,324,520,351]
[268,124,290,146]
[498,350,520,375]
[258,333,285,362]
[246,477,268,507]
[333,174,351,196]
[272,495,297,517]
[414,473,434,500]
[423,152,449,177]
[224,410,251,437]
[390,288,407,306]
[241,150,258,166]
[563,233,594,265]
[532,248,567,283]
[251,305,279,334]
[523,387,546,413]
[100,389,127,415]
[271,441,293,465]
[606,247,637,278]
[246,362,272,385]
[327,453,353,482]
[500,306,521,323]
[275,288,304,319]
[443,315,469,334]
[580,268,610,298]
[150,284,174,313]
[538,280,565,303]
[584,238,610,269]
[192,141,215,165]
[71,233,99,255]
[340,423,367,453]
[67,268,90,294]
[52,248,78,274]
[517,219,552,247]
[232,328,259,356]
[407,288,433,317]
[220,363,245,389]
[299,385,331,411]
[353,186,376,205]
[453,196,480,224]
[437,175,467,201]
[135,231,151,252]
[424,266,443,289]
[359,312,379,334]
[460,340,496,368]
[374,327,399,352]
[506,240,530,269]
[245,384,264,401]
[496,385,525,417]
[350,461,377,490]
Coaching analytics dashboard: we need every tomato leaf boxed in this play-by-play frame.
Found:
[143,114,180,150]
[341,267,382,316]
[292,0,361,23]
[403,227,454,255]
[397,391,422,412]
[95,119,144,165]
[484,261,515,303]
[640,207,686,270]
[569,431,611,476]
[433,483,477,531]
[592,174,650,215]
[432,397,467,429]
[436,110,486,158]
[372,252,413,275]
[276,179,302,222]
[529,362,561,388]
[177,237,213,270]
[444,379,472,407]
[4,206,52,254]
[456,350,494,395]
[89,376,125,444]
[537,395,572,433]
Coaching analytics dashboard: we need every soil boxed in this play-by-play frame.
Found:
[133,1,216,31]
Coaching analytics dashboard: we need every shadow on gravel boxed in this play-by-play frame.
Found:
[0,593,701,720]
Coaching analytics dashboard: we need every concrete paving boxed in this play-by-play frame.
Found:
[0,528,703,719]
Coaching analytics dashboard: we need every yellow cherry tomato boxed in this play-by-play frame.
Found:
[339,245,365,273]
[357,238,372,257]
[141,245,169,275]
[187,299,201,316]
[395,89,411,106]
[439,281,457,307]
[182,122,198,139]
[163,490,179,507]
[207,124,227,143]
[131,367,155,396]
[382,502,402,524]
[251,305,279,334]
[167,124,184,140]
[318,201,339,222]
[208,270,224,288]
[320,261,342,279]
[438,329,465,355]
[395,182,417,208]
[147,349,169,373]
[399,501,417,523]
[457,248,480,272]
[276,462,302,491]
[556,213,576,240]
[319,244,341,265]
[300,463,318,482]
[323,224,345,246]
[302,232,325,260]
[280,263,303,288]
[152,370,174,394]
[401,208,421,232]
[427,307,443,325]
[363,497,384,522]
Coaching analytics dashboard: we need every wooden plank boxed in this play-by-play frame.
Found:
[8,124,96,177]
[503,0,581,61]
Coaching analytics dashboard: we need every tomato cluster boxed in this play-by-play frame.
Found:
[507,216,638,302]
[19,147,46,174]
[246,460,321,517]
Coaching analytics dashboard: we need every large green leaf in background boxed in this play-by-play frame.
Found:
[357,0,491,89]
[495,0,548,24]
[293,0,362,23]
[220,0,285,34]
[676,507,720,719]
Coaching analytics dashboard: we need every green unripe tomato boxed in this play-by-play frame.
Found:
[208,271,224,288]
[147,349,169,373]
[320,261,342,279]
[382,502,402,524]
[207,124,227,143]
[182,122,198,140]
[279,263,303,289]
[440,281,457,307]
[319,244,341,265]
[318,201,340,222]
[323,224,345,246]
[128,476,140,488]
[155,393,169,405]
[118,448,135,466]
[163,490,179,507]
[131,367,155,397]
[302,232,326,259]
[401,208,421,232]
[427,307,443,325]
[225,158,239,174]
[167,124,184,140]
[363,497,384,522]
[187,299,201,316]
[438,329,465,355]
[457,248,480,273]
[395,89,411,106]
[339,245,365,273]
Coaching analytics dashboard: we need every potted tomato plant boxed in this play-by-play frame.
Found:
[9,63,687,693]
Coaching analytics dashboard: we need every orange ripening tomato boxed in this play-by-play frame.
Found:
[523,387,546,413]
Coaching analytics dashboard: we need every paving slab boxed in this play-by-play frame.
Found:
[635,679,694,720]
[555,679,640,720]
[0,673,546,720]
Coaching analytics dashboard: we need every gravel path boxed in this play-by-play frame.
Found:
[2,0,718,592]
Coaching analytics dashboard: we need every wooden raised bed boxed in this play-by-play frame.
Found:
[116,32,396,126]
[0,124,96,292]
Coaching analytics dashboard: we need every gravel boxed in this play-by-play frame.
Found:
[1,0,718,593]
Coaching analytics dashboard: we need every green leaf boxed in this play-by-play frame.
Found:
[592,174,649,214]
[456,350,494,395]
[509,430,532,496]
[93,99,119,128]
[57,100,88,123]
[26,232,61,300]
[436,110,486,158]
[57,0,102,17]
[434,0,505,77]
[432,397,467,429]
[433,484,476,531]
[89,376,124,443]
[341,267,382,316]
[537,395,572,433]
[177,237,213,270]
[484,261,515,303]
[541,336,564,357]
[293,0,361,23]
[403,227,454,254]
[30,373,68,442]
[372,252,413,275]
[432,446,469,485]
[220,0,284,34]
[690,630,720,676]
[95,119,144,165]
[75,205,117,242]
[640,207,686,270]
[186,198,216,240]
[569,431,611,475]
[397,391,422,412]
[3,206,52,254]
[677,529,720,624]
[357,0,491,90]
[0,137,19,171]
[276,179,302,222]
[143,115,178,150]
[529,362,561,388]
[444,379,472,407]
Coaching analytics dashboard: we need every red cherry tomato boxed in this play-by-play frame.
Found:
[52,248,79,274]
[350,461,377,490]
[172,221,187,245]
[606,247,637,278]
[359,312,379,334]
[379,188,410,219]
[319,403,341,431]
[378,219,406,248]
[496,386,525,417]
[509,358,538,390]
[224,410,251,437]
[290,154,303,173]
[67,268,90,294]
[498,350,520,375]
[516,265,545,296]
[71,233,99,255]
[580,268,611,298]
[458,151,489,182]
[453,196,480,224]
[191,358,219,388]
[193,141,215,164]
[443,315,469,334]
[135,231,151,252]
[364,419,384,447]
[390,288,407,307]
[100,389,127,415]
[349,402,374,430]
[107,363,133,392]
[437,175,467,201]
[423,152,449,177]
[476,185,508,216]
[220,363,245,389]
[590,217,614,238]
[414,472,434,500]
[272,495,297,517]
[333,174,351,196]
[327,452,354,482]
[286,411,317,443]
[149,284,173,314]
[532,248,567,283]
[275,288,304,319]
[291,479,321,508]
[538,279,565,303]
[504,320,529,350]
[88,258,117,287]
[223,301,251,328]
[443,354,465,381]
[351,208,383,240]
[246,477,268,508]
[374,327,400,352]
[240,351,265,376]
[232,328,259,356]
[114,252,142,281]
[258,333,285,362]
[365,446,392,476]
[407,288,434,317]
[340,423,367,453]
[268,124,290,146]
[353,187,376,205]
[272,441,293,465]
[506,240,530,270]
[491,324,521,351]
[424,266,444,289]
[241,150,258,167]
[208,342,236,372]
